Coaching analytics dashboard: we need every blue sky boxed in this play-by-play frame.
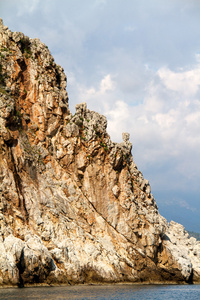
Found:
[1,0,200,232]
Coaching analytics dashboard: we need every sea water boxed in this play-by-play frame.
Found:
[0,284,200,300]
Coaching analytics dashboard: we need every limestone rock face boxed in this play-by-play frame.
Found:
[0,19,199,286]
[163,221,200,282]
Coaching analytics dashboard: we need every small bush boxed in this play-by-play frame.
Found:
[100,142,108,151]
[75,119,83,127]
[1,47,8,52]
[19,38,32,56]
[80,135,86,140]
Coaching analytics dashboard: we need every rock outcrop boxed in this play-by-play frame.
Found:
[0,19,199,287]
[163,221,200,282]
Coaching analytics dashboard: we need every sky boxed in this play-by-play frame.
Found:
[1,0,200,232]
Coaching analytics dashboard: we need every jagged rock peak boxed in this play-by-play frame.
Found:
[0,17,69,143]
[0,19,200,287]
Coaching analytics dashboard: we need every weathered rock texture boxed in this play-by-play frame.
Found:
[0,19,199,287]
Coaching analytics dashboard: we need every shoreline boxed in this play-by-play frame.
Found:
[1,280,200,289]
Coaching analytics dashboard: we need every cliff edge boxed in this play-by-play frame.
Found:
[0,19,199,287]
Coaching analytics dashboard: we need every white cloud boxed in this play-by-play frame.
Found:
[100,74,115,93]
[152,112,176,129]
[68,74,116,114]
[105,100,131,141]
[185,110,200,127]
[80,74,115,98]
[157,66,200,97]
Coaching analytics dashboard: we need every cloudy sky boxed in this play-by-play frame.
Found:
[1,0,200,232]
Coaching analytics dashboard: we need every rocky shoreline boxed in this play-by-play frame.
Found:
[0,19,199,287]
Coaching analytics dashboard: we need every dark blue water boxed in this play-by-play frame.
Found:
[0,284,200,300]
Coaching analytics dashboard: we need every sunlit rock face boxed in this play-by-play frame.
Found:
[0,19,199,287]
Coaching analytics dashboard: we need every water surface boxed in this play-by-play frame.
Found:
[0,284,200,300]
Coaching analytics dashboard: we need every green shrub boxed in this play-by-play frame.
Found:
[19,38,32,56]
[75,119,83,127]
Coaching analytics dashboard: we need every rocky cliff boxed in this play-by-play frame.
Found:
[0,19,199,287]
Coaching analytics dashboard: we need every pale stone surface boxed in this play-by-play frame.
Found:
[163,221,200,282]
[0,18,199,286]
